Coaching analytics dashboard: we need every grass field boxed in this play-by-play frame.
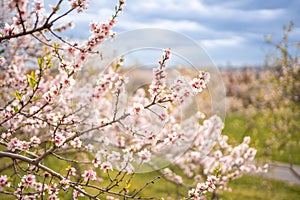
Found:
[222,111,300,165]
[122,173,300,199]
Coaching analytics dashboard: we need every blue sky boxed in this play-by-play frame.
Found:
[60,0,300,67]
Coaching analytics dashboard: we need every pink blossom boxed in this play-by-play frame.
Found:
[59,178,70,189]
[34,182,43,192]
[30,136,41,147]
[174,175,183,184]
[49,86,60,97]
[43,91,52,102]
[164,49,171,59]
[107,151,121,161]
[0,175,10,189]
[70,137,82,148]
[243,136,251,144]
[82,169,97,181]
[244,148,257,161]
[100,162,113,171]
[7,137,20,152]
[207,175,218,184]
[34,0,43,11]
[196,182,207,193]
[3,23,15,36]
[73,189,84,199]
[53,132,66,147]
[48,183,59,195]
[189,71,210,93]
[22,174,36,188]
[61,76,75,88]
[138,149,151,163]
[158,112,169,122]
[188,188,198,199]
[20,141,30,150]
[164,133,176,145]
[92,155,102,168]
[235,157,244,166]
[24,195,38,200]
[48,194,59,200]
[131,103,144,115]
[113,75,128,93]
[66,167,77,176]
[119,161,134,173]
[1,132,11,140]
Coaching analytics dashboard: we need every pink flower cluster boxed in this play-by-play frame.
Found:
[6,136,41,152]
[188,175,219,199]
[168,77,193,104]
[189,71,210,93]
[69,0,88,13]
[93,70,118,98]
[53,132,66,147]
[148,49,170,99]
[87,22,114,49]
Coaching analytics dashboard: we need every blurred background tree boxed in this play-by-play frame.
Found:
[223,21,300,165]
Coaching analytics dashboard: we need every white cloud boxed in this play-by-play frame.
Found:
[215,8,285,22]
[117,19,211,33]
[201,36,245,48]
[125,0,285,22]
[56,0,298,66]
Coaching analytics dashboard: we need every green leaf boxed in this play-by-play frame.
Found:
[125,183,131,189]
[12,91,21,101]
[31,70,36,80]
[37,57,43,68]
[53,43,60,51]
[13,105,19,112]
[33,96,40,102]
[28,70,37,88]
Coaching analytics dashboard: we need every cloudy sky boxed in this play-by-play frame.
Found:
[61,0,300,67]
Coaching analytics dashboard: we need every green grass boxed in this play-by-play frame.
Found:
[219,175,300,200]
[223,112,300,165]
[126,174,300,200]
